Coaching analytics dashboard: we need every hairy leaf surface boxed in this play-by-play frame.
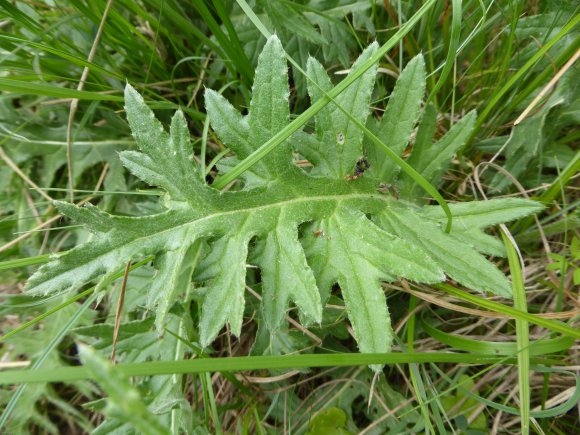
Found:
[26,36,543,364]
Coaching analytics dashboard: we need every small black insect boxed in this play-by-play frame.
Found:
[345,157,370,181]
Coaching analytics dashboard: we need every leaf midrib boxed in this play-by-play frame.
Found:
[139,190,393,243]
[37,191,393,290]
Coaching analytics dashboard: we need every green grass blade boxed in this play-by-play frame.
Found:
[537,151,580,204]
[0,34,123,79]
[0,254,49,271]
[502,230,530,435]
[427,0,461,104]
[407,296,436,433]
[190,0,253,86]
[0,78,123,101]
[469,13,580,142]
[422,318,574,356]
[435,283,579,339]
[0,353,554,386]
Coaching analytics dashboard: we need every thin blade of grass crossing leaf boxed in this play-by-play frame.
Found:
[216,0,438,189]
[220,9,455,232]
[368,55,426,182]
[305,43,379,177]
[247,35,293,175]
[294,56,334,174]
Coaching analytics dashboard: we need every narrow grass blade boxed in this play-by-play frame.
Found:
[502,230,530,435]
[432,364,579,419]
[407,296,436,433]
[428,0,461,103]
[0,353,554,386]
[469,13,580,142]
[0,78,123,101]
[0,34,123,79]
[435,283,580,339]
[422,318,574,356]
[0,255,50,271]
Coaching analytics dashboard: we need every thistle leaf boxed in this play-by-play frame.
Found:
[300,42,379,178]
[26,36,543,366]
[367,55,426,182]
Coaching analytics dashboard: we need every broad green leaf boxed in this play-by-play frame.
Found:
[407,102,438,173]
[253,213,321,331]
[299,42,379,178]
[26,36,543,366]
[198,233,250,344]
[306,407,352,435]
[377,204,512,297]
[148,242,201,332]
[303,206,443,357]
[367,55,426,182]
[247,34,293,176]
[419,198,544,229]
